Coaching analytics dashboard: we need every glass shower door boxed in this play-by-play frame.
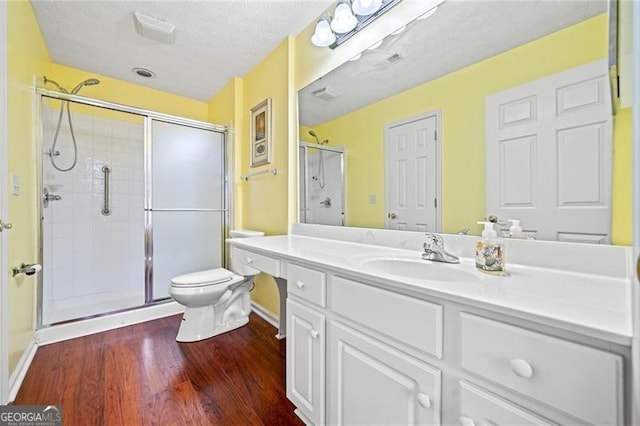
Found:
[149,120,226,300]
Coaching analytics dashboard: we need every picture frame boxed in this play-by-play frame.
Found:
[250,98,272,167]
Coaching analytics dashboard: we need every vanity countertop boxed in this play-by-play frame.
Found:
[227,235,632,346]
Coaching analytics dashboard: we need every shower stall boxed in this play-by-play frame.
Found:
[299,142,345,225]
[37,84,228,326]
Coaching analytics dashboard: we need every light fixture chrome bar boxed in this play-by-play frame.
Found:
[101,166,111,216]
[329,0,402,49]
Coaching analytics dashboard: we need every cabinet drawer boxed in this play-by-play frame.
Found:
[459,381,555,426]
[331,276,443,358]
[287,263,326,307]
[460,313,622,425]
[231,247,280,277]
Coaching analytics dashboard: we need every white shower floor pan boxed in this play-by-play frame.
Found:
[42,289,146,325]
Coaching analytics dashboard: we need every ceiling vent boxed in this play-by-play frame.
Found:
[386,53,405,64]
[312,86,341,100]
[133,11,176,44]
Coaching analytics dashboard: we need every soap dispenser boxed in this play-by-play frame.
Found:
[508,219,524,239]
[476,221,506,275]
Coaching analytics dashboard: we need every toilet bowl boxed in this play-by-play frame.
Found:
[169,230,264,342]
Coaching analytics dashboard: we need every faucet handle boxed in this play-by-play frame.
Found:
[424,233,443,248]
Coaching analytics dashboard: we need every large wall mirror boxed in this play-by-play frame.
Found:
[298,0,632,245]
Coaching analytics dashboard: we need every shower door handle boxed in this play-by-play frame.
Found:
[102,166,111,216]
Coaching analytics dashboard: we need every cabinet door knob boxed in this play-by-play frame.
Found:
[246,257,253,264]
[510,358,534,379]
[295,280,305,289]
[309,329,319,339]
[459,416,475,426]
[416,393,431,408]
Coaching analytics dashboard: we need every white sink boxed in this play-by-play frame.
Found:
[353,254,480,283]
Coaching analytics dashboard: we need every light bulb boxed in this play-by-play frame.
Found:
[311,18,336,47]
[331,1,358,34]
[417,6,438,20]
[352,0,382,16]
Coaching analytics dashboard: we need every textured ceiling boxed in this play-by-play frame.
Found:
[31,0,333,101]
[299,0,608,127]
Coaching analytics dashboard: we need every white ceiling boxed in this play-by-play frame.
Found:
[31,0,333,102]
[299,0,608,126]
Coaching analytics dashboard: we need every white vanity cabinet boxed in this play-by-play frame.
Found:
[459,313,624,425]
[328,320,441,425]
[226,238,630,426]
[285,262,328,425]
[286,299,325,425]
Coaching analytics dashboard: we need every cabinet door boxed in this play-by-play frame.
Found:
[459,381,556,426]
[286,299,325,425]
[328,321,441,425]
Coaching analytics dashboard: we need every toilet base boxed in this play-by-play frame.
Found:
[176,305,249,342]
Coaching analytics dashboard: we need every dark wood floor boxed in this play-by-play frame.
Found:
[14,313,303,426]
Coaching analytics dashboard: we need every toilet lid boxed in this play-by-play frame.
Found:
[171,268,235,287]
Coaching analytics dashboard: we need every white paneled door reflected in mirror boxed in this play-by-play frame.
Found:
[298,0,631,245]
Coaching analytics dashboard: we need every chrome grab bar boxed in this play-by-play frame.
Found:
[102,166,111,216]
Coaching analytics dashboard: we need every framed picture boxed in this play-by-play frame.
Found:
[250,98,272,167]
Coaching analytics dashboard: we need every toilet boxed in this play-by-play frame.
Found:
[169,230,264,342]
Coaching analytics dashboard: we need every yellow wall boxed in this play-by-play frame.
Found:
[209,77,244,230]
[6,0,50,374]
[48,64,209,122]
[306,14,632,243]
[229,38,292,316]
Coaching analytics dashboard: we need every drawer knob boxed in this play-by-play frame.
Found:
[416,393,431,408]
[309,329,319,339]
[459,416,475,426]
[295,280,305,289]
[246,257,253,264]
[510,358,534,379]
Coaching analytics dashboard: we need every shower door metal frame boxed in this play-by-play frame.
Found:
[298,142,346,226]
[35,88,230,328]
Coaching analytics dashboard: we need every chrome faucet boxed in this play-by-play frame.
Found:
[422,233,460,264]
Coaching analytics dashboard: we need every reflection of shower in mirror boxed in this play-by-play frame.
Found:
[299,142,345,226]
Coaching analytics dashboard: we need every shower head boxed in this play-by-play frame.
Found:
[71,78,101,94]
[43,76,68,93]
[321,139,329,145]
[308,130,321,145]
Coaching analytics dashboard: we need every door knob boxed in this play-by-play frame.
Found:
[388,212,398,219]
[0,220,12,232]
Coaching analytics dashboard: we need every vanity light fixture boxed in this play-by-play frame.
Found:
[310,0,402,49]
[311,17,337,47]
[417,5,439,20]
[367,39,384,50]
[390,25,406,36]
[331,0,358,33]
[352,0,382,16]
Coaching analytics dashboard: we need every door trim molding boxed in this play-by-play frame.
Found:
[0,0,10,404]
[384,110,442,231]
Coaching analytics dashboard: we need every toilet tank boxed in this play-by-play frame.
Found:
[230,230,264,239]
[229,229,264,275]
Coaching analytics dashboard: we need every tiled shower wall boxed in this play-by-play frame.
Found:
[42,103,145,312]
[304,149,344,226]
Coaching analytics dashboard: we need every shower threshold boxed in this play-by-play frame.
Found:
[42,289,146,325]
